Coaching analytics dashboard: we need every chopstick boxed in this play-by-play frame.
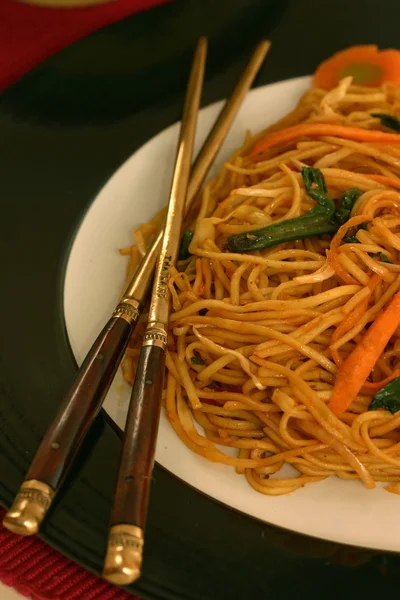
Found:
[102,36,207,586]
[102,38,271,588]
[186,39,271,214]
[3,39,270,539]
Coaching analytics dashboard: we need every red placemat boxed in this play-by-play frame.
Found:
[0,3,174,598]
[0,0,173,92]
[0,507,135,600]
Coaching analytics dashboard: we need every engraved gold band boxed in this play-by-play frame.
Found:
[112,298,140,325]
[3,480,55,536]
[142,324,168,349]
[103,524,144,585]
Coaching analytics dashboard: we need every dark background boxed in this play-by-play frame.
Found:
[1,1,400,598]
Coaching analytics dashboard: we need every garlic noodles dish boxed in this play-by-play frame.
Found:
[120,71,400,497]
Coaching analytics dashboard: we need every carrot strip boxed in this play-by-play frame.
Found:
[364,174,400,190]
[329,274,381,366]
[328,289,400,415]
[251,124,400,159]
[362,369,400,391]
[327,215,372,285]
[314,45,400,91]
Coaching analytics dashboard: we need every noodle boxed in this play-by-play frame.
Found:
[121,78,400,496]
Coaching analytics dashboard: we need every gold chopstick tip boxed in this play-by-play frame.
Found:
[103,524,144,585]
[197,36,208,51]
[3,480,55,536]
[257,39,272,53]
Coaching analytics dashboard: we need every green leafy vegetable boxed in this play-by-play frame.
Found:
[342,234,359,244]
[301,166,332,209]
[372,113,400,132]
[377,252,393,264]
[369,378,400,413]
[191,356,205,365]
[227,168,361,253]
[342,222,369,244]
[178,229,194,260]
[333,188,363,226]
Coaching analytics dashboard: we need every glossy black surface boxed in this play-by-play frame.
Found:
[2,0,400,598]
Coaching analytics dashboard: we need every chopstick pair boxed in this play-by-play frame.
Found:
[3,37,271,584]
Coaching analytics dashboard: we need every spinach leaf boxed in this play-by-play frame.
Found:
[342,222,369,244]
[333,188,362,226]
[227,169,363,253]
[191,356,205,365]
[342,234,359,244]
[377,252,393,264]
[227,168,337,253]
[302,166,332,211]
[178,229,194,260]
[369,378,400,413]
[372,113,400,132]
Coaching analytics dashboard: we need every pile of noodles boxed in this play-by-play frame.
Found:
[120,76,400,496]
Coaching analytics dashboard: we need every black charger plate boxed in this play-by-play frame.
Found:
[2,1,400,598]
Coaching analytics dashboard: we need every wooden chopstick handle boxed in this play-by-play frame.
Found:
[103,344,165,585]
[3,309,137,536]
[111,344,165,525]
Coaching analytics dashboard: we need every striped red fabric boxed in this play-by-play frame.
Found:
[0,508,136,599]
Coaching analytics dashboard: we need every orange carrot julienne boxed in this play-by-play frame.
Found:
[362,369,400,391]
[328,289,400,415]
[314,46,400,91]
[250,124,400,160]
[364,174,400,190]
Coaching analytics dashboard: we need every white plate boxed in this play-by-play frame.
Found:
[64,75,400,553]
